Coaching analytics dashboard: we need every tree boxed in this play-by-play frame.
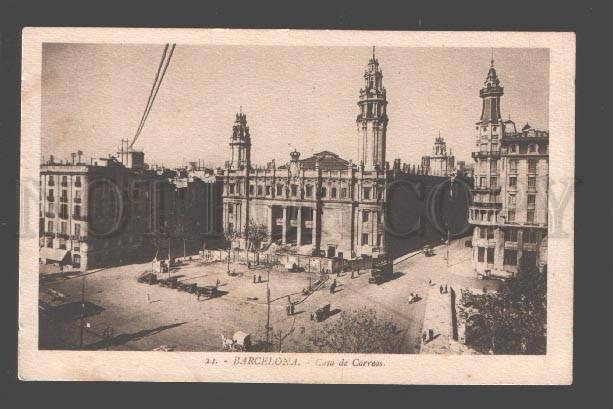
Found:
[245,220,269,267]
[462,271,547,354]
[308,308,401,353]
[223,230,240,274]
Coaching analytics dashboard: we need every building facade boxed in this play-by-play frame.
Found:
[39,151,224,270]
[223,51,389,260]
[469,60,549,278]
[421,135,455,176]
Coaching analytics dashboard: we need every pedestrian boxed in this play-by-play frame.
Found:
[429,329,434,341]
[258,274,262,283]
[351,271,354,279]
[439,285,443,294]
[357,267,360,276]
[429,279,432,286]
[253,275,256,284]
[422,332,427,343]
[444,284,448,293]
[146,293,150,304]
[216,279,220,288]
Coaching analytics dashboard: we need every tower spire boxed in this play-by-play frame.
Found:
[373,46,375,59]
[491,48,494,67]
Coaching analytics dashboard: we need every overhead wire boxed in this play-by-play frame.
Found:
[130,43,176,149]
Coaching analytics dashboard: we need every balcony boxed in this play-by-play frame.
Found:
[473,186,501,194]
[48,181,55,187]
[56,233,69,239]
[61,181,68,187]
[73,214,88,222]
[59,213,69,220]
[60,196,68,203]
[471,202,502,209]
[46,196,55,202]
[472,151,501,160]
[75,181,82,188]
[43,231,54,237]
[44,212,55,218]
[74,197,81,203]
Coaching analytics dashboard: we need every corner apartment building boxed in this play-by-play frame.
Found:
[469,60,549,278]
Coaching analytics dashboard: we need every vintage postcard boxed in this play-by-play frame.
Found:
[18,28,575,383]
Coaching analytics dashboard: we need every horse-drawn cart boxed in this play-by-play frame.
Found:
[311,303,331,322]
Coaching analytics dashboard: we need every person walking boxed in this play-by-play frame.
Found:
[444,284,448,294]
[439,285,443,294]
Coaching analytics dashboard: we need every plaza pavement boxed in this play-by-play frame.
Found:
[39,238,499,353]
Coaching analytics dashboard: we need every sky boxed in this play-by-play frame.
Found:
[41,44,549,168]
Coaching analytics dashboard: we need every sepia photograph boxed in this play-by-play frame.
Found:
[18,29,575,383]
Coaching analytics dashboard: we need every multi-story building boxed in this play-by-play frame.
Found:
[39,150,224,270]
[469,60,549,278]
[421,135,455,176]
[223,50,389,259]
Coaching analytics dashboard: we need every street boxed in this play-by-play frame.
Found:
[39,238,500,353]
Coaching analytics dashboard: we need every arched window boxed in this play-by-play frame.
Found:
[331,187,337,199]
[321,187,327,198]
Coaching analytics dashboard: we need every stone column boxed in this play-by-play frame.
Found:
[267,205,273,243]
[296,206,302,247]
[282,205,287,245]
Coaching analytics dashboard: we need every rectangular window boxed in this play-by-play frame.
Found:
[527,194,536,208]
[524,230,538,243]
[527,209,535,224]
[528,176,536,188]
[340,188,347,199]
[504,249,517,266]
[75,223,81,237]
[291,185,298,197]
[48,189,54,198]
[46,237,53,248]
[47,202,53,213]
[490,160,498,173]
[362,212,369,222]
[508,210,516,222]
[331,187,337,199]
[74,205,81,217]
[47,220,53,233]
[276,184,283,196]
[256,185,262,196]
[479,227,486,239]
[377,234,382,246]
[48,176,54,186]
[504,228,518,242]
[229,184,235,194]
[528,159,537,173]
[249,185,255,195]
[480,177,487,188]
[61,221,67,234]
[61,189,68,200]
[478,247,485,262]
[490,176,498,188]
[509,176,517,187]
[363,187,371,200]
[266,186,271,196]
[305,185,313,197]
[487,248,495,263]
[509,159,518,172]
[487,227,494,239]
[361,233,369,246]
